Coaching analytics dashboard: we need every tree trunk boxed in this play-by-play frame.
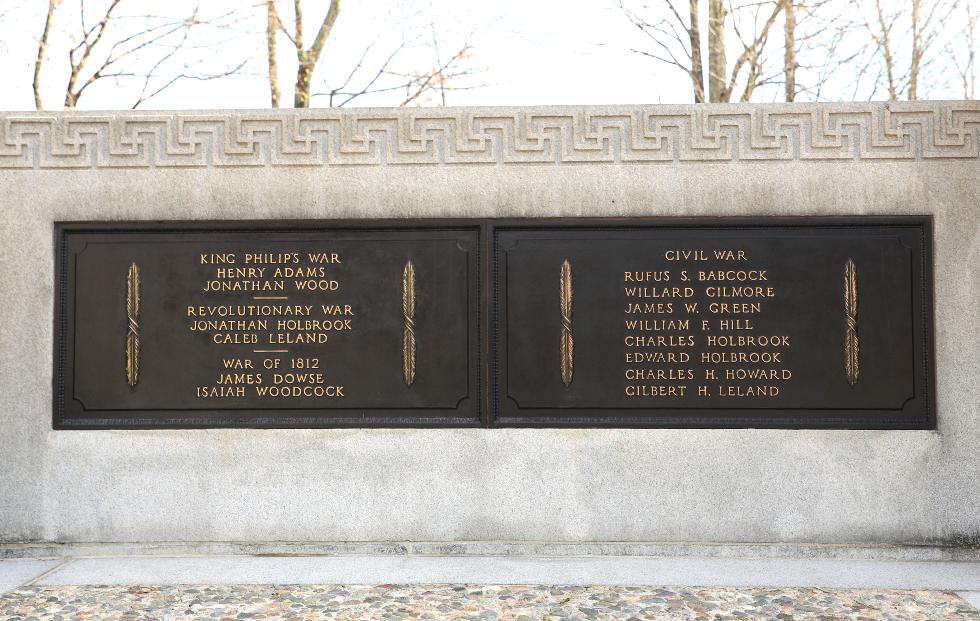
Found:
[291,0,341,108]
[909,0,921,100]
[33,0,58,110]
[708,0,727,102]
[267,0,280,108]
[689,0,705,103]
[295,59,313,108]
[967,6,978,99]
[783,0,796,102]
[873,0,898,100]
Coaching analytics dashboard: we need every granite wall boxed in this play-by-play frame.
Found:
[1,103,978,548]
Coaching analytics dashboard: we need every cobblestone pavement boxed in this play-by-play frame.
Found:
[1,585,978,620]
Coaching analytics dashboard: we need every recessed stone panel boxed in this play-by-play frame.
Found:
[54,222,482,428]
[492,218,934,428]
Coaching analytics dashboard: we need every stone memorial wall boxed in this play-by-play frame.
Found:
[0,102,978,551]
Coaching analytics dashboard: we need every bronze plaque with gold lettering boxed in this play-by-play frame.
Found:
[491,217,934,429]
[55,217,933,429]
[54,222,482,428]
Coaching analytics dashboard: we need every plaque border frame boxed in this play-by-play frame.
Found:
[53,220,486,429]
[487,215,935,430]
[53,216,935,430]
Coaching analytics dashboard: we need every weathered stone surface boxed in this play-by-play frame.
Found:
[0,102,978,547]
[2,585,979,620]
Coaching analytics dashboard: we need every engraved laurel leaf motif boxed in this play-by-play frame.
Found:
[844,258,859,387]
[560,259,573,387]
[126,262,140,388]
[402,261,416,387]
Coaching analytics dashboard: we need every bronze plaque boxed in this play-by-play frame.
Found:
[54,222,482,428]
[492,217,934,428]
[55,217,933,429]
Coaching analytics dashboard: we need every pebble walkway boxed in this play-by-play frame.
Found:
[1,585,978,620]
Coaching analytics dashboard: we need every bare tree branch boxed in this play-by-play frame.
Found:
[64,0,123,108]
[727,0,783,101]
[616,0,705,102]
[131,59,250,109]
[948,0,977,98]
[32,0,255,110]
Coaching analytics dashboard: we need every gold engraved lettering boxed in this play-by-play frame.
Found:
[698,270,768,281]
[625,384,687,397]
[844,258,860,386]
[125,262,140,388]
[560,259,574,387]
[402,261,416,387]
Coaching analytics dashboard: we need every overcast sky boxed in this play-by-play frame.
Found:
[0,0,973,110]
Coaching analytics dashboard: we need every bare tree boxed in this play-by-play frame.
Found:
[909,0,961,99]
[909,0,923,99]
[615,0,977,103]
[948,0,978,98]
[269,0,342,108]
[63,0,123,108]
[868,0,900,99]
[783,0,796,100]
[707,0,727,101]
[33,2,56,109]
[618,0,784,103]
[315,32,478,107]
[847,0,961,101]
[689,1,704,102]
[266,0,281,108]
[33,0,60,110]
[267,0,482,108]
[779,0,845,101]
[32,0,253,110]
[617,0,705,102]
[726,1,784,101]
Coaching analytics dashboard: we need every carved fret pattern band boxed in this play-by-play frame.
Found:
[844,258,859,386]
[560,259,574,387]
[402,261,416,387]
[1,104,978,168]
[125,262,140,388]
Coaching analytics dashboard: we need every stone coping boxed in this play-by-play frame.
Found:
[1,102,978,169]
[3,542,980,562]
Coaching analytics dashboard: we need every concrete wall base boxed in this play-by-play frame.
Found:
[3,541,979,562]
